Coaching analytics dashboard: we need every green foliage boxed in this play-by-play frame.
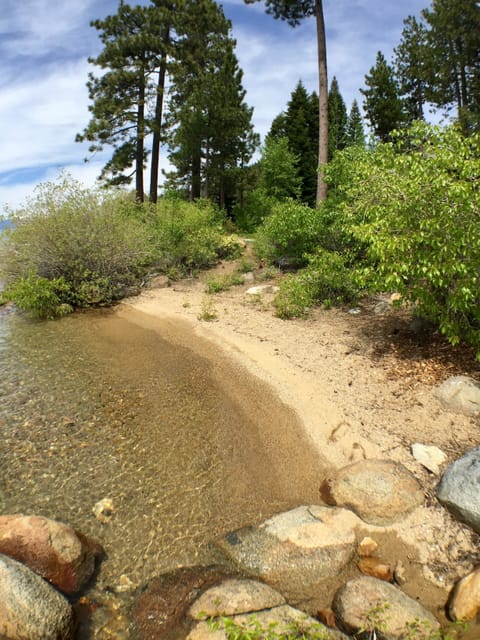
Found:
[328,76,348,159]
[254,200,323,265]
[273,249,358,318]
[346,100,365,148]
[198,295,218,321]
[232,188,277,232]
[4,274,73,320]
[0,175,150,310]
[207,614,336,639]
[326,122,480,356]
[361,51,405,142]
[205,272,245,293]
[147,197,229,273]
[260,136,302,200]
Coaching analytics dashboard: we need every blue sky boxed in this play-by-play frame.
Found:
[0,0,430,211]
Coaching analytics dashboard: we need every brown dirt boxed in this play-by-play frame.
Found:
[121,248,480,632]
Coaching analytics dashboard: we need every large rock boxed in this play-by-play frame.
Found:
[216,506,358,598]
[188,605,348,639]
[132,565,235,640]
[0,553,74,640]
[436,447,480,533]
[0,514,102,594]
[435,375,480,416]
[189,578,285,618]
[320,460,424,526]
[332,576,440,639]
[449,567,480,621]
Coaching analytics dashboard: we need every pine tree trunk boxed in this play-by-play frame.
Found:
[136,71,145,203]
[149,30,169,204]
[315,0,328,205]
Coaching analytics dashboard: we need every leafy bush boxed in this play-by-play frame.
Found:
[232,187,278,232]
[147,197,232,273]
[0,174,150,308]
[205,272,245,294]
[326,122,480,355]
[4,274,73,319]
[273,249,358,318]
[254,199,324,266]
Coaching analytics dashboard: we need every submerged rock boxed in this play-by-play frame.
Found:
[320,459,424,525]
[435,375,480,416]
[216,506,358,598]
[132,565,235,640]
[333,576,440,639]
[0,514,102,594]
[436,446,480,534]
[0,553,74,640]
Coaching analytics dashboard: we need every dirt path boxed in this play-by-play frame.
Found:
[121,255,480,620]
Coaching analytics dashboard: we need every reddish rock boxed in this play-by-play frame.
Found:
[320,460,424,525]
[357,557,393,582]
[132,565,235,640]
[449,567,480,621]
[0,514,102,594]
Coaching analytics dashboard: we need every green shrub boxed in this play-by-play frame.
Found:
[148,197,230,272]
[205,272,245,294]
[273,249,358,318]
[232,188,277,232]
[5,274,73,319]
[254,199,324,266]
[0,174,150,308]
[326,122,480,356]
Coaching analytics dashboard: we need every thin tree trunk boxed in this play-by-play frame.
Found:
[136,70,145,203]
[315,0,328,205]
[149,28,170,204]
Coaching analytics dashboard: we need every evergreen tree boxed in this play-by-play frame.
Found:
[166,0,258,205]
[345,100,365,147]
[76,3,168,202]
[260,136,301,200]
[361,51,405,142]
[394,15,428,123]
[245,0,329,204]
[422,0,480,133]
[328,76,347,159]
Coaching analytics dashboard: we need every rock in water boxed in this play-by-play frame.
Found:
[435,376,480,416]
[0,514,102,594]
[216,506,358,599]
[0,553,74,640]
[320,460,424,526]
[333,576,440,638]
[436,446,480,534]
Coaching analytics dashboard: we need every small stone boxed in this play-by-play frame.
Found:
[435,376,480,416]
[357,557,393,582]
[93,498,115,523]
[149,275,169,289]
[357,537,378,557]
[411,443,447,475]
[394,560,407,586]
[449,568,480,621]
[113,574,136,593]
[348,308,362,315]
[245,285,279,296]
[373,301,391,315]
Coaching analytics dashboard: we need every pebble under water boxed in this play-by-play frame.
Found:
[0,306,323,638]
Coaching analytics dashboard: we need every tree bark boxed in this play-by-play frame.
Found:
[315,0,328,205]
[136,70,145,203]
[149,28,170,204]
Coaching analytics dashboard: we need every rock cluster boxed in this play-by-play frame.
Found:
[0,514,102,640]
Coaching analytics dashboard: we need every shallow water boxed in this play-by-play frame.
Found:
[0,306,323,637]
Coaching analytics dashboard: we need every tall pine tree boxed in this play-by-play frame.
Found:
[328,76,347,159]
[245,0,328,204]
[394,15,428,123]
[345,100,365,147]
[361,51,405,142]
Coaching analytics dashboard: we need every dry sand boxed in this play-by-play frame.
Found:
[121,254,480,623]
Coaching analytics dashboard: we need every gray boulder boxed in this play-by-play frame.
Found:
[435,375,480,416]
[333,576,440,639]
[0,553,74,640]
[188,604,348,639]
[436,446,480,533]
[189,578,285,618]
[216,506,358,600]
[320,460,424,526]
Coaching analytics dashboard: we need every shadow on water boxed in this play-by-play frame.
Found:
[0,305,326,638]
